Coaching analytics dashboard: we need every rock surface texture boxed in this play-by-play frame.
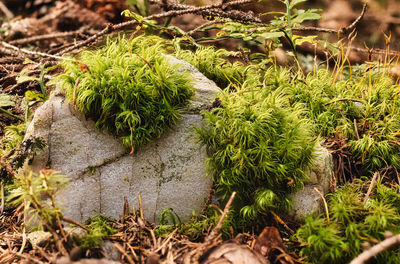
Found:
[288,145,334,221]
[24,57,219,223]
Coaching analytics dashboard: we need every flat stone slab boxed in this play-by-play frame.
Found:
[24,57,220,223]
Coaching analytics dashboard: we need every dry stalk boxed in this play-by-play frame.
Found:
[0,1,13,20]
[363,172,379,205]
[294,2,367,35]
[193,192,236,263]
[9,29,88,46]
[350,234,400,264]
[114,242,136,264]
[0,41,74,61]
[314,187,330,224]
[0,156,17,178]
[270,210,294,235]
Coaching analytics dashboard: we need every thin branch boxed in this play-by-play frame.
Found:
[62,216,89,231]
[363,172,378,205]
[57,0,258,56]
[9,29,88,46]
[294,2,367,35]
[350,234,400,264]
[343,2,367,34]
[193,192,237,263]
[204,191,236,245]
[351,46,400,57]
[314,187,329,224]
[0,1,14,20]
[113,242,135,264]
[188,19,227,36]
[1,41,75,61]
[56,24,113,56]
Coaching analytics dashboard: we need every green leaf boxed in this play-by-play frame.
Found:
[260,31,285,39]
[16,68,39,84]
[294,35,317,45]
[290,0,307,9]
[0,94,15,107]
[25,91,46,102]
[292,10,321,25]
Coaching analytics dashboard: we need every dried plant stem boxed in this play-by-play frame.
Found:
[205,191,236,245]
[62,216,89,231]
[314,187,330,224]
[270,210,294,235]
[114,242,135,264]
[0,156,17,178]
[0,1,13,20]
[201,188,215,216]
[9,29,87,45]
[0,41,74,61]
[363,172,378,205]
[294,2,367,35]
[193,192,236,263]
[350,234,400,264]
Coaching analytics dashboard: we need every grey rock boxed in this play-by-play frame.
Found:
[289,144,334,221]
[102,240,121,261]
[24,57,220,223]
[64,226,87,239]
[27,231,52,248]
[304,145,333,193]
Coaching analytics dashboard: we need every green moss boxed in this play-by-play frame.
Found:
[55,35,193,149]
[0,123,25,156]
[196,72,316,227]
[296,179,400,263]
[77,215,117,250]
[174,45,262,89]
[260,66,400,175]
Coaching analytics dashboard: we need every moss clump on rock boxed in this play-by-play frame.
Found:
[56,35,193,149]
[193,56,316,227]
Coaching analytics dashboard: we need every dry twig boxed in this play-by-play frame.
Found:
[9,29,88,46]
[0,1,14,20]
[363,172,378,205]
[350,234,400,264]
[193,192,236,263]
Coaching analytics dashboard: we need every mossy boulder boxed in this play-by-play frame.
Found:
[23,56,219,223]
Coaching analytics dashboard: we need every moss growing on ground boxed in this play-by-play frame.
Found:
[296,178,400,263]
[261,67,400,175]
[55,35,193,150]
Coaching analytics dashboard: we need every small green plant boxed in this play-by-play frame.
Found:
[55,35,193,150]
[155,205,233,241]
[0,123,26,155]
[8,170,69,230]
[296,178,400,263]
[78,215,117,250]
[0,123,26,184]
